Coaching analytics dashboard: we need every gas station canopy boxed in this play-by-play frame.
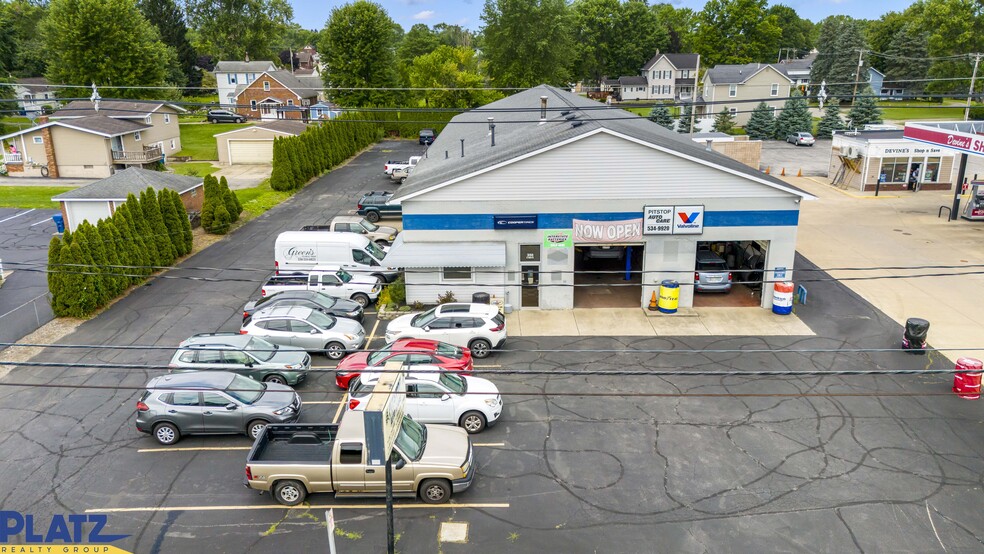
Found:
[904,121,984,157]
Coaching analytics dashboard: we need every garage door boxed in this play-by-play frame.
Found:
[228,140,274,165]
[66,201,111,231]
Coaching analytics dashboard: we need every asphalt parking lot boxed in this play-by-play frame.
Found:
[1,141,982,553]
[760,138,832,176]
[0,207,58,345]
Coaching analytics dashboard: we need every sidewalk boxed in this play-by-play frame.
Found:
[783,175,984,363]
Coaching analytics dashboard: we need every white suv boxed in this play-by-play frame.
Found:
[384,303,506,358]
[347,369,502,434]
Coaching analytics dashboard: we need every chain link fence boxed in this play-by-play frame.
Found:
[0,294,54,351]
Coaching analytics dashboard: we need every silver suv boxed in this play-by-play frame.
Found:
[241,305,366,359]
[695,250,732,293]
[136,371,301,445]
[168,332,311,386]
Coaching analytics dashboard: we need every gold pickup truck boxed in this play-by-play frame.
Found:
[244,411,474,505]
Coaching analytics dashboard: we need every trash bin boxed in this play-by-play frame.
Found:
[772,282,794,315]
[902,317,930,352]
[52,214,64,233]
[472,292,490,304]
[657,280,679,314]
[953,357,983,400]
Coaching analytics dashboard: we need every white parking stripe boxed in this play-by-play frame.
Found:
[301,400,341,405]
[0,209,35,224]
[471,443,505,447]
[30,218,52,227]
[87,503,510,514]
[138,446,250,453]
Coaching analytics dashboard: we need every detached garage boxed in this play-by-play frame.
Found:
[214,121,308,165]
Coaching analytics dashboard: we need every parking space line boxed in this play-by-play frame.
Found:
[0,209,35,224]
[30,218,52,227]
[367,318,380,344]
[472,443,505,447]
[332,393,347,423]
[311,365,338,370]
[302,400,342,405]
[137,446,250,453]
[474,364,501,368]
[87,503,509,514]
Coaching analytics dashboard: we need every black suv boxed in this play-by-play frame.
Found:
[419,128,436,145]
[356,191,402,222]
[207,109,246,123]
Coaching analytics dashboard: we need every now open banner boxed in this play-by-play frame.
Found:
[572,218,643,243]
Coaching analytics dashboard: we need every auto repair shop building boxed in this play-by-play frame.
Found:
[383,85,814,311]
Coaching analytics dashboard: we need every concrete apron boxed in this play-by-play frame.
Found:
[505,307,812,337]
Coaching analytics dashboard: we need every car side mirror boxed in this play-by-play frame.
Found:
[441,394,451,402]
[225,403,237,410]
[310,329,319,334]
[245,360,254,367]
[423,326,430,332]
[394,458,406,470]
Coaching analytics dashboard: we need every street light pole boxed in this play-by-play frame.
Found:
[851,49,864,102]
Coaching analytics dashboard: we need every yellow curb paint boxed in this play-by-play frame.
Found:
[87,503,510,514]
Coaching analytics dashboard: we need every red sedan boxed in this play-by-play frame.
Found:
[335,338,473,389]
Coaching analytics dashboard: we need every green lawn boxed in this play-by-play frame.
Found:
[176,122,250,160]
[234,179,289,219]
[169,162,218,177]
[877,100,966,121]
[0,186,75,209]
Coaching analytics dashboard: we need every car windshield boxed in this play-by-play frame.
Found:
[435,342,463,359]
[225,374,265,404]
[367,343,396,365]
[313,293,338,308]
[364,241,385,262]
[307,310,337,330]
[394,415,426,461]
[438,373,466,394]
[245,336,277,361]
[359,220,379,232]
[337,269,353,283]
[697,260,728,271]
[411,308,439,327]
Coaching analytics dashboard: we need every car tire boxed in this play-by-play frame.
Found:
[351,293,370,307]
[153,422,180,445]
[365,211,380,223]
[274,480,307,506]
[236,118,244,123]
[209,118,218,123]
[263,374,288,385]
[459,411,487,434]
[325,341,346,360]
[247,419,268,440]
[419,478,451,504]
[400,177,406,184]
[468,338,492,359]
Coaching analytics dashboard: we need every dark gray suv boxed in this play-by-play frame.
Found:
[136,371,301,445]
[207,109,246,123]
[168,332,311,385]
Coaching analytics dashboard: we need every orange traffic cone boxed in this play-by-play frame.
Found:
[648,291,658,311]
[797,168,802,177]
[765,166,771,174]
[780,167,786,176]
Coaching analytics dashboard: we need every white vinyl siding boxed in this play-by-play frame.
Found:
[404,270,505,305]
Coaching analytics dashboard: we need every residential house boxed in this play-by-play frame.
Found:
[296,46,320,72]
[2,100,183,178]
[13,78,59,115]
[642,53,700,101]
[51,167,204,232]
[234,71,319,121]
[213,60,278,107]
[701,63,793,126]
[308,102,342,120]
[777,52,816,94]
[868,67,905,100]
[214,120,309,165]
[618,76,649,101]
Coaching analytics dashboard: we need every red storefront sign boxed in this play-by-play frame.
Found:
[903,123,984,156]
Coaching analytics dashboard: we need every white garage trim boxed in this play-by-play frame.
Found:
[64,200,112,232]
[228,139,274,165]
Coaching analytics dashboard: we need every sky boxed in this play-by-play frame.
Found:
[286,0,917,32]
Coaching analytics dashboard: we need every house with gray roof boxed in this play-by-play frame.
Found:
[234,70,319,121]
[51,167,204,232]
[642,52,700,101]
[213,60,279,106]
[50,99,185,163]
[13,78,60,115]
[385,85,813,312]
[702,63,793,126]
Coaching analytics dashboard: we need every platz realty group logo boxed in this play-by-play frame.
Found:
[0,511,131,554]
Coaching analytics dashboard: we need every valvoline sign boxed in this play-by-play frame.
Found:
[673,205,704,234]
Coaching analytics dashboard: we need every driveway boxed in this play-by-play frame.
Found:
[759,138,832,176]
[212,164,272,190]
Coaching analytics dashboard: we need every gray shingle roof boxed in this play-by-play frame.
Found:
[618,76,648,86]
[15,77,54,94]
[213,60,278,73]
[52,100,184,119]
[256,120,309,135]
[778,52,817,72]
[643,53,700,70]
[704,63,792,85]
[60,115,150,136]
[53,167,203,201]
[391,85,812,203]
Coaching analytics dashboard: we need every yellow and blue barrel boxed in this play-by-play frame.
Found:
[772,282,795,315]
[657,280,680,313]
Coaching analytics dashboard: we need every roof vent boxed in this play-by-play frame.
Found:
[561,110,571,116]
[571,121,584,128]
[564,113,576,120]
[540,95,548,122]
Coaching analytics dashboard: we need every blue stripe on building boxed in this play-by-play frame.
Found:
[403,210,799,230]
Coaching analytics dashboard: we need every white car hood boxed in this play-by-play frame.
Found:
[463,375,499,397]
[386,313,419,335]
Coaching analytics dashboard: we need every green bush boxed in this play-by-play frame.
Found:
[437,290,456,304]
[211,202,231,235]
[387,275,406,305]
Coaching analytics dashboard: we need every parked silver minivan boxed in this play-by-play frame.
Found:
[695,250,732,293]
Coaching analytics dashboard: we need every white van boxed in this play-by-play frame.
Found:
[274,231,400,282]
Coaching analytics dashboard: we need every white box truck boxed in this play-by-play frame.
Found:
[274,231,400,282]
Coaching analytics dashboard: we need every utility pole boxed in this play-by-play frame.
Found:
[851,49,864,103]
[965,53,982,121]
[689,54,700,136]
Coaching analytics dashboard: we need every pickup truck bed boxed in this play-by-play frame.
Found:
[249,424,336,463]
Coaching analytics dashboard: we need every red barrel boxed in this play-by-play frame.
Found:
[953,357,983,400]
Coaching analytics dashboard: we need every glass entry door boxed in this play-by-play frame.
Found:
[521,264,539,308]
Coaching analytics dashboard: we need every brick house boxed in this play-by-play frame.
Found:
[213,60,278,107]
[234,71,319,121]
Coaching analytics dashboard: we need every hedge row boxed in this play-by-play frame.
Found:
[47,187,193,318]
[201,175,242,235]
[375,110,454,138]
[270,113,383,192]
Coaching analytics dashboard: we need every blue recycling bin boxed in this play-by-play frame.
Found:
[52,214,64,233]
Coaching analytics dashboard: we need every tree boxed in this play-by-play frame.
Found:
[694,0,781,66]
[186,0,292,61]
[200,175,217,231]
[409,46,502,108]
[47,235,64,304]
[768,5,813,61]
[40,0,179,99]
[168,190,193,255]
[570,0,620,85]
[883,22,930,98]
[847,86,883,127]
[712,108,735,134]
[270,138,293,191]
[915,0,984,96]
[320,1,402,107]
[158,189,185,256]
[774,90,812,139]
[433,23,474,49]
[652,3,695,54]
[745,102,776,139]
[76,222,111,305]
[397,23,440,83]
[614,0,667,79]
[676,105,694,134]
[647,103,675,131]
[138,0,200,88]
[2,0,49,77]
[810,16,869,101]
[96,219,126,296]
[865,11,909,74]
[211,202,231,235]
[140,187,175,265]
[481,0,573,87]
[816,97,844,138]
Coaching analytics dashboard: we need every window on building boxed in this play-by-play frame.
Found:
[729,84,737,97]
[145,115,152,124]
[652,85,657,94]
[170,139,176,150]
[134,131,141,141]
[923,157,941,181]
[227,74,236,84]
[771,83,779,96]
[33,136,43,144]
[164,114,170,124]
[24,94,33,101]
[729,108,738,116]
[771,107,778,117]
[663,85,671,94]
[287,99,294,106]
[263,81,270,91]
[250,100,257,111]
[680,70,690,79]
[443,267,472,281]
[881,157,910,183]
